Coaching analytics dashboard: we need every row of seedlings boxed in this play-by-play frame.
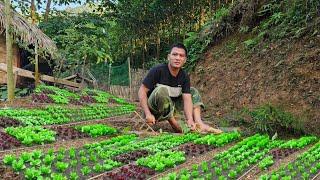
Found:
[2,134,138,180]
[0,104,135,127]
[0,124,117,150]
[103,132,241,179]
[160,134,281,180]
[2,133,203,179]
[160,135,319,180]
[260,140,320,180]
[32,85,123,105]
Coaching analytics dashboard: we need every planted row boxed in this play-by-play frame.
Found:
[260,141,320,180]
[2,135,137,179]
[75,124,117,137]
[194,131,241,147]
[33,85,126,105]
[160,134,282,180]
[137,150,186,171]
[0,104,135,126]
[5,126,56,146]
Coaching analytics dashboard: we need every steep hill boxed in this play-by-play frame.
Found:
[187,0,320,135]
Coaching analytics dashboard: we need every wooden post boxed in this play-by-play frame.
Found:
[128,57,132,100]
[35,42,39,87]
[108,63,111,90]
[5,0,14,102]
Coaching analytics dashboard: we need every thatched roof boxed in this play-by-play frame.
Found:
[0,2,57,56]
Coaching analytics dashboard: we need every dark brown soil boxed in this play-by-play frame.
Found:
[191,35,320,135]
[0,132,21,150]
[112,150,149,164]
[0,165,21,180]
[50,126,89,141]
[102,164,156,180]
[0,117,21,128]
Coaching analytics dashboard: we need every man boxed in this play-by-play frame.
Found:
[138,43,222,134]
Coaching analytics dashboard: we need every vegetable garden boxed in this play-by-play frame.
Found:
[0,86,319,180]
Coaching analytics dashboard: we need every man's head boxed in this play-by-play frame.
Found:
[168,43,188,69]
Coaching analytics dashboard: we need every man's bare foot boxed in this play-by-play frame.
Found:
[196,123,223,134]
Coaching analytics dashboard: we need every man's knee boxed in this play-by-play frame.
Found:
[154,86,170,97]
[190,87,205,109]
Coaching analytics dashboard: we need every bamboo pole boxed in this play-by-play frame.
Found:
[128,57,132,100]
[108,63,111,91]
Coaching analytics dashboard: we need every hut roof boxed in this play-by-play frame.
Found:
[0,2,57,56]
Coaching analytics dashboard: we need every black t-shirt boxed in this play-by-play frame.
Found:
[142,64,191,100]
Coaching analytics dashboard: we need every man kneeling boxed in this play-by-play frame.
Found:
[138,43,222,134]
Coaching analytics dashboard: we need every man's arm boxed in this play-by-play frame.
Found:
[138,84,156,125]
[182,93,195,130]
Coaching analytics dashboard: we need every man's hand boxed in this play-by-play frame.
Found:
[146,114,156,125]
[186,119,196,131]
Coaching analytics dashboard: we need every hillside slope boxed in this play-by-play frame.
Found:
[190,33,319,135]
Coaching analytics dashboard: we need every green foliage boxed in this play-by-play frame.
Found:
[40,12,112,76]
[212,6,230,22]
[75,124,117,137]
[258,156,274,170]
[184,6,231,71]
[245,104,302,134]
[250,0,320,45]
[137,150,186,171]
[5,126,56,146]
[0,86,30,101]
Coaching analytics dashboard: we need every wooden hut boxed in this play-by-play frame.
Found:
[0,2,57,85]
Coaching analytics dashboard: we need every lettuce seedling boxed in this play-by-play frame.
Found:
[81,166,91,176]
[43,154,55,165]
[93,164,103,173]
[20,152,32,163]
[12,159,26,172]
[25,167,41,179]
[40,165,51,175]
[55,161,69,172]
[70,172,79,180]
[3,154,16,165]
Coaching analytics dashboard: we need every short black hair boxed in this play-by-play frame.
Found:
[169,43,188,57]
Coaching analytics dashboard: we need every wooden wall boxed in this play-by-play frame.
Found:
[108,69,147,101]
[0,34,20,84]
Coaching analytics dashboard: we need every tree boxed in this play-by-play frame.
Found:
[5,0,14,102]
[40,12,112,77]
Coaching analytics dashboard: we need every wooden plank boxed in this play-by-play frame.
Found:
[41,74,82,88]
[0,63,81,88]
[63,74,77,80]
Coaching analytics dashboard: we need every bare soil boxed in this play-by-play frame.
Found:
[190,35,320,135]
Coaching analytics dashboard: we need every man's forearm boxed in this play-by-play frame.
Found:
[183,94,194,121]
[138,88,152,116]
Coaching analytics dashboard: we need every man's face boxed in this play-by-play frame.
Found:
[168,47,187,69]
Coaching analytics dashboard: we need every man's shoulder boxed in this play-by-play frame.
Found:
[180,68,189,78]
[149,63,167,73]
[152,63,167,70]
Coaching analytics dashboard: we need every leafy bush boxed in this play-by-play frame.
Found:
[245,104,303,134]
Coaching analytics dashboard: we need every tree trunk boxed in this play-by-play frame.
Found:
[156,33,160,60]
[31,0,36,24]
[5,0,14,102]
[44,0,52,22]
